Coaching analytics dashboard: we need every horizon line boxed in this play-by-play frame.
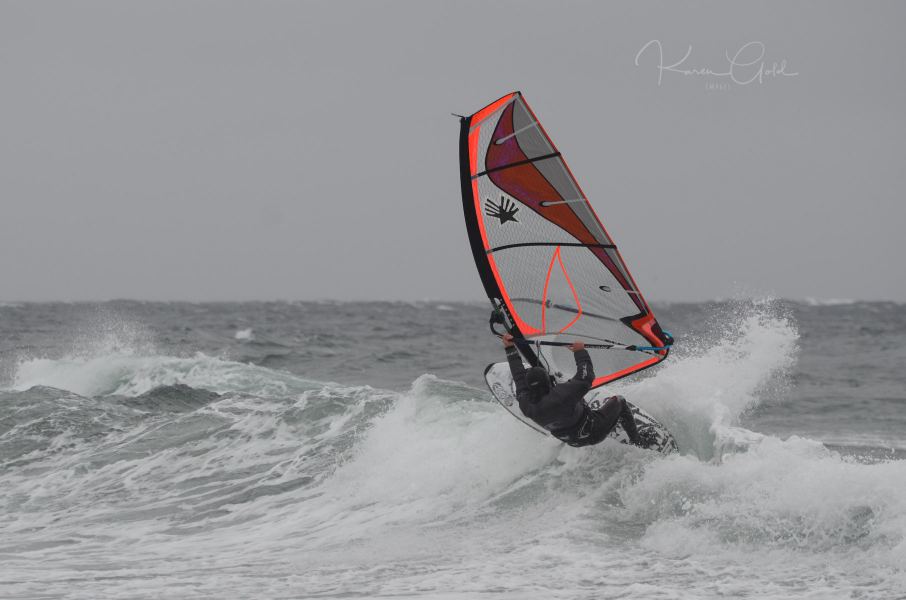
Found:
[2,296,903,306]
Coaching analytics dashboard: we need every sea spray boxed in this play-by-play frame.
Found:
[609,299,799,460]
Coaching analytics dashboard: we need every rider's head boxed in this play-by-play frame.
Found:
[525,366,551,399]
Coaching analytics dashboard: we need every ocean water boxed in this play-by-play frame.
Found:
[1,300,904,599]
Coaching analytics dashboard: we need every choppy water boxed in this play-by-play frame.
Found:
[1,300,904,599]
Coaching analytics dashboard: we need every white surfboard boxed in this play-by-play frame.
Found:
[484,362,678,454]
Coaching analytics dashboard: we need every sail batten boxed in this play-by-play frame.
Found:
[459,92,671,386]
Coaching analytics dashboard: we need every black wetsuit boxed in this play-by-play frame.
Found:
[504,346,640,447]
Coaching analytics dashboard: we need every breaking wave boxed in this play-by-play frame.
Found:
[1,301,904,598]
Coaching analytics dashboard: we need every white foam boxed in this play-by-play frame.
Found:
[3,301,905,598]
[802,297,857,306]
[629,436,906,578]
[276,374,563,546]
[10,352,317,398]
[3,308,319,397]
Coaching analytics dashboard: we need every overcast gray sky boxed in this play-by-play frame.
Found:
[2,1,904,302]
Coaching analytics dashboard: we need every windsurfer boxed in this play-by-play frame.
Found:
[502,333,645,448]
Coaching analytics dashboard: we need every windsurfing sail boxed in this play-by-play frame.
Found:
[459,92,672,388]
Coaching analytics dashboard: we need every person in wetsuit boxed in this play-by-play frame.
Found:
[502,333,644,448]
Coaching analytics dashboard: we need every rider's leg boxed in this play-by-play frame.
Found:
[594,395,641,444]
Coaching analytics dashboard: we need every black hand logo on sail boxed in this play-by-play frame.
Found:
[485,196,519,225]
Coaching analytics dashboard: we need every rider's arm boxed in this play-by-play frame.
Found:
[502,334,529,396]
[569,345,595,387]
[548,347,594,403]
[505,348,529,395]
[506,345,539,416]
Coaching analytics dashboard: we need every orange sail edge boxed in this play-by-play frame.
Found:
[469,92,520,127]
[591,355,665,389]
